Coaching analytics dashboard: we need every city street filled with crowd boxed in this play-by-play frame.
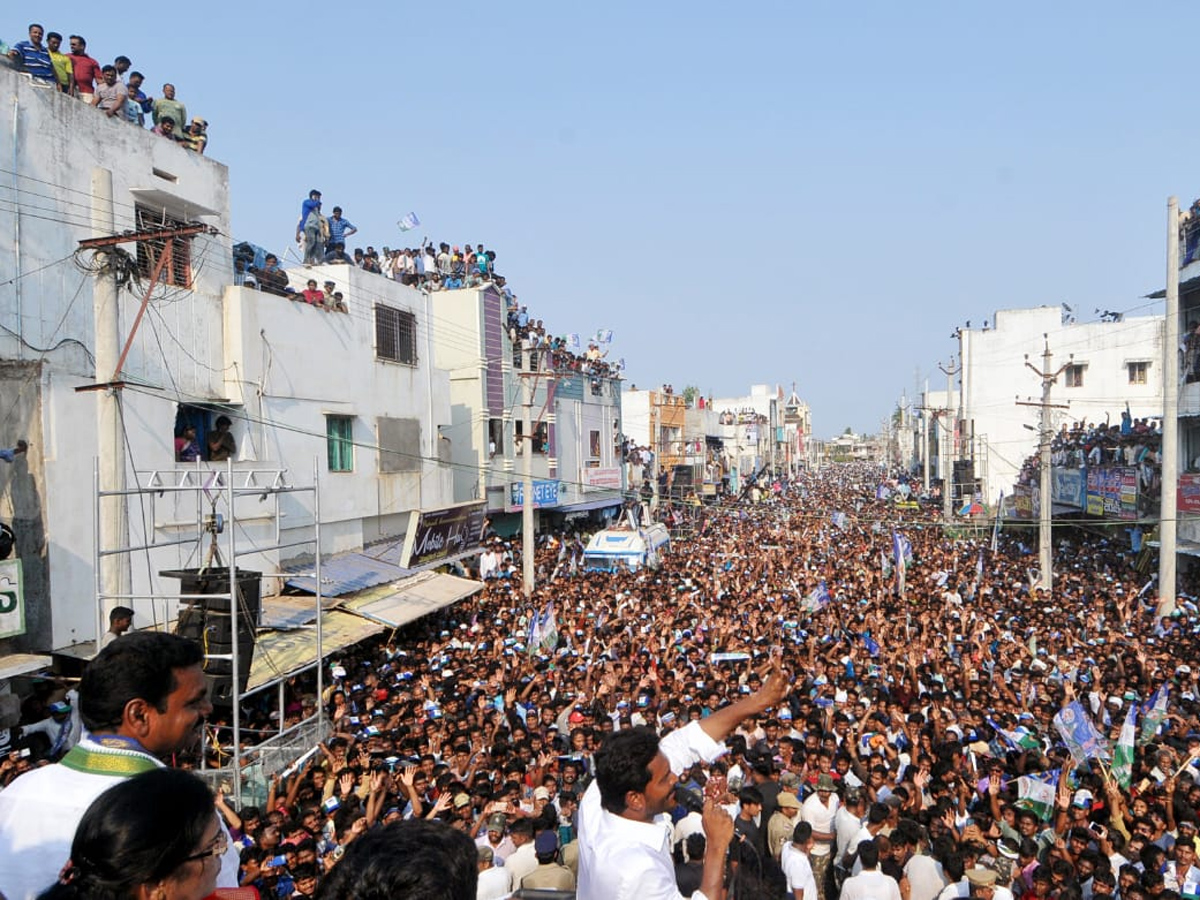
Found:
[18,463,1187,900]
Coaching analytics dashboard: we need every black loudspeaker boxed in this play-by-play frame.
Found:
[952,460,976,500]
[162,568,262,706]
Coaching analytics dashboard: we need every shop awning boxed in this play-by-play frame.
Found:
[556,496,624,514]
[247,610,383,692]
[283,542,411,597]
[342,572,483,628]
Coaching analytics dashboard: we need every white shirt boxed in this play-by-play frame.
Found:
[842,868,902,900]
[937,880,969,900]
[505,841,539,888]
[904,853,948,900]
[477,864,513,900]
[577,720,725,900]
[801,792,839,856]
[0,736,238,900]
[835,806,863,864]
[782,842,818,898]
[848,824,874,873]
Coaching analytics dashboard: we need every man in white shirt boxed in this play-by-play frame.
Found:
[504,819,539,888]
[475,845,511,900]
[835,787,866,868]
[576,659,788,900]
[0,632,238,900]
[841,839,901,900]
[802,773,840,899]
[782,821,819,900]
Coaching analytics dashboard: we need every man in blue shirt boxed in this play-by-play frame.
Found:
[296,190,325,265]
[0,441,27,464]
[327,207,357,247]
[6,24,55,84]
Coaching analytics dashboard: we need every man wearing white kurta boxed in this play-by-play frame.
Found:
[0,632,240,900]
[577,659,788,900]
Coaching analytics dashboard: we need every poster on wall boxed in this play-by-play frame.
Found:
[0,559,25,639]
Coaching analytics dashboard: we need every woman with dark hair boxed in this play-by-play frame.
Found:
[38,767,222,900]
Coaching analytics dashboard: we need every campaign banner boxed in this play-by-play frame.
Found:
[582,467,622,491]
[1086,467,1138,520]
[1013,484,1033,519]
[508,479,561,511]
[1051,467,1086,509]
[399,502,486,569]
[1181,473,1200,514]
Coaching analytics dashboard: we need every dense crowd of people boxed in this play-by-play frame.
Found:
[7,463,1200,900]
[4,22,208,152]
[1015,408,1163,514]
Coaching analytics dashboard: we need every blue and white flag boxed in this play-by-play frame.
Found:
[1053,701,1110,763]
[831,511,849,531]
[595,328,614,344]
[566,333,582,353]
[803,580,831,613]
[396,212,421,232]
[876,484,892,500]
[1141,683,1169,743]
[863,633,880,657]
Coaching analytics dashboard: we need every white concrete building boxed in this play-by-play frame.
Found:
[431,288,624,533]
[0,67,455,656]
[958,306,1164,505]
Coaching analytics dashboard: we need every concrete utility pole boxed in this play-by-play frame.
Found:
[1018,336,1071,594]
[922,379,931,492]
[938,357,961,522]
[1159,196,1181,617]
[521,348,535,598]
[90,167,129,635]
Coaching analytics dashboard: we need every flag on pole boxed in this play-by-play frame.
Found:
[527,611,542,655]
[595,328,614,344]
[566,333,581,354]
[1015,771,1060,821]
[831,511,849,531]
[1141,684,1169,743]
[986,717,1041,753]
[991,490,1004,553]
[893,531,912,597]
[1112,703,1137,789]
[396,212,421,232]
[1053,701,1110,763]
[880,549,892,579]
[803,580,831,613]
[540,602,559,652]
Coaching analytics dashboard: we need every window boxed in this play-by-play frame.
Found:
[589,429,602,461]
[1065,364,1086,388]
[135,205,192,287]
[488,419,504,457]
[1128,361,1150,385]
[326,416,354,472]
[514,421,548,455]
[374,305,417,365]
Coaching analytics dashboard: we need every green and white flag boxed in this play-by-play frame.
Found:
[1112,703,1137,789]
[1015,772,1058,822]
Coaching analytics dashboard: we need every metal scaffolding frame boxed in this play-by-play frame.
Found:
[94,458,324,805]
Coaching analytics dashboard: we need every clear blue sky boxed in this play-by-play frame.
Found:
[9,2,1197,437]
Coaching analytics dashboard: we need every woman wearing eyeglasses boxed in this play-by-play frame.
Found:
[38,767,223,900]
